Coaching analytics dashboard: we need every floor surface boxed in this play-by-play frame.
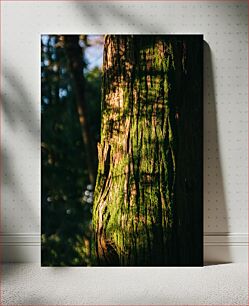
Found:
[2,263,248,305]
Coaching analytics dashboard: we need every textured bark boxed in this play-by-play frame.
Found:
[93,35,203,266]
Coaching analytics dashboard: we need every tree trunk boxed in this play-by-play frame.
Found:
[93,35,203,266]
[64,35,97,186]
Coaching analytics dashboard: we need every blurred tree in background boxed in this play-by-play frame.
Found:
[41,35,103,266]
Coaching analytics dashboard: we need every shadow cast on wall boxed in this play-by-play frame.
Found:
[203,41,230,264]
[1,67,39,251]
[75,3,163,34]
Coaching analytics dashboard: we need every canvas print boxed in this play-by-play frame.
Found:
[41,35,203,266]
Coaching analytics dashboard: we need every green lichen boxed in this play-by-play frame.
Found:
[92,35,183,266]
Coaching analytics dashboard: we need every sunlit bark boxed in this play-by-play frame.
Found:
[93,35,203,266]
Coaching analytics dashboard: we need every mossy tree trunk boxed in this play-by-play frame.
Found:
[93,35,203,266]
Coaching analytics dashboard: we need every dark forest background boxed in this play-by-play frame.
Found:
[41,35,103,266]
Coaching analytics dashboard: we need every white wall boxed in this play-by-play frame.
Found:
[1,0,248,263]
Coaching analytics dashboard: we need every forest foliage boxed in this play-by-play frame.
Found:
[41,35,103,266]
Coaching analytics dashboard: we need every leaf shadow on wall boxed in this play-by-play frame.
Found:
[1,67,40,269]
[203,41,230,265]
[1,68,39,138]
[75,3,162,33]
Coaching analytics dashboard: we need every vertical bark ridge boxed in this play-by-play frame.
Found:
[93,35,203,266]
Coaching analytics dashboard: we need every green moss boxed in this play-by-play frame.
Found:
[93,35,179,266]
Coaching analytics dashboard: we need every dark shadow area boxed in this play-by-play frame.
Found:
[203,41,230,265]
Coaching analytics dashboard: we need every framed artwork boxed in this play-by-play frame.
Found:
[41,34,203,266]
